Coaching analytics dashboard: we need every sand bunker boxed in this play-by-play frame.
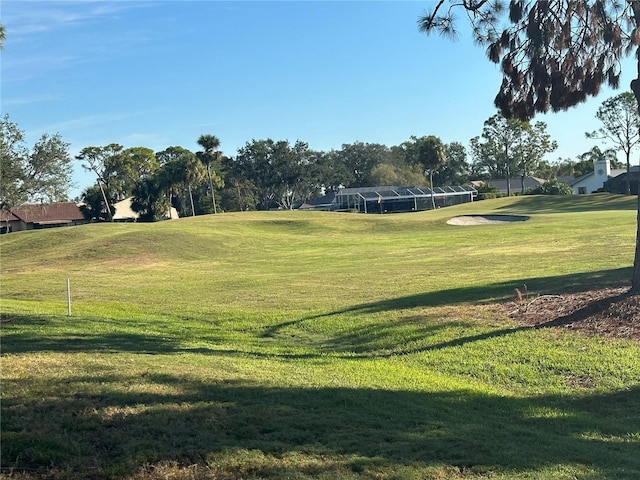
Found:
[447,214,530,225]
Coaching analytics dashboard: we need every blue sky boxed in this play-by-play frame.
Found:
[2,1,638,198]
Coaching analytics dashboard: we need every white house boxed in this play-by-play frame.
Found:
[569,159,626,195]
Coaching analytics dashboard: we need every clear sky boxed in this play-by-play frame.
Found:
[2,1,638,198]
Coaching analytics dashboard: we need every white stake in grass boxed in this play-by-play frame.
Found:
[67,278,72,316]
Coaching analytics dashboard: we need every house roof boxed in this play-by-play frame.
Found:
[610,166,640,179]
[568,172,593,186]
[472,177,545,192]
[568,168,627,186]
[8,202,85,224]
[0,210,21,222]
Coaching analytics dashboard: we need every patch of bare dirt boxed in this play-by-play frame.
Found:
[502,287,640,341]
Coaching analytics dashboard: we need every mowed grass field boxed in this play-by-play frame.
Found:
[1,194,639,480]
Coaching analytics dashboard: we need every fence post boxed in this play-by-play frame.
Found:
[67,278,71,316]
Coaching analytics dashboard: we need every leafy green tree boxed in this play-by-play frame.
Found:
[470,114,524,196]
[220,178,258,212]
[0,23,5,49]
[435,142,472,186]
[233,139,317,210]
[515,121,558,193]
[310,150,352,193]
[418,0,640,291]
[130,173,172,222]
[369,161,426,187]
[401,135,447,208]
[1,115,72,211]
[116,147,160,197]
[156,146,204,217]
[78,185,106,221]
[196,134,224,214]
[76,144,124,221]
[471,115,556,194]
[587,92,640,195]
[402,135,447,184]
[333,142,393,188]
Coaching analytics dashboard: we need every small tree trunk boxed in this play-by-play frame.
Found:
[96,180,113,222]
[630,59,640,293]
[207,165,217,214]
[632,187,640,294]
[188,185,196,217]
[626,150,631,196]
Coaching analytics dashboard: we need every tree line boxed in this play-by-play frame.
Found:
[74,124,563,220]
[1,91,636,219]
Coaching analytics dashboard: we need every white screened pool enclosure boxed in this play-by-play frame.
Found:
[334,185,478,214]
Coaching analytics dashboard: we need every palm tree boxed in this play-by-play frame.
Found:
[197,134,222,214]
[578,146,619,166]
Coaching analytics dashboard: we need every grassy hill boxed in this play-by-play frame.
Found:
[1,195,639,479]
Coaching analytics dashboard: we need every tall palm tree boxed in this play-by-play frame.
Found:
[197,134,221,214]
[578,146,619,166]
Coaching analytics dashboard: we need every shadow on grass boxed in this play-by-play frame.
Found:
[321,267,631,314]
[2,267,631,359]
[1,330,183,355]
[2,373,639,479]
[492,194,638,214]
[261,267,632,341]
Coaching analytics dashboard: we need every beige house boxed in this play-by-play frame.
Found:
[113,197,179,222]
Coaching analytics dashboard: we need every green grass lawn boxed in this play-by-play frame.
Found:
[1,195,639,479]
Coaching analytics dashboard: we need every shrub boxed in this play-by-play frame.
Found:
[525,179,574,195]
[473,181,500,200]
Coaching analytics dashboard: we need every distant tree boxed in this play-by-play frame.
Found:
[369,161,426,187]
[333,142,393,188]
[402,135,447,184]
[233,139,319,210]
[515,121,557,193]
[536,158,573,179]
[470,114,556,195]
[78,184,107,221]
[1,115,72,211]
[311,150,352,193]
[470,114,523,196]
[156,146,204,217]
[579,146,622,168]
[130,173,172,222]
[587,92,640,195]
[116,147,159,197]
[418,0,640,292]
[196,134,224,214]
[76,144,124,221]
[0,23,5,49]
[436,142,471,186]
[401,135,447,209]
